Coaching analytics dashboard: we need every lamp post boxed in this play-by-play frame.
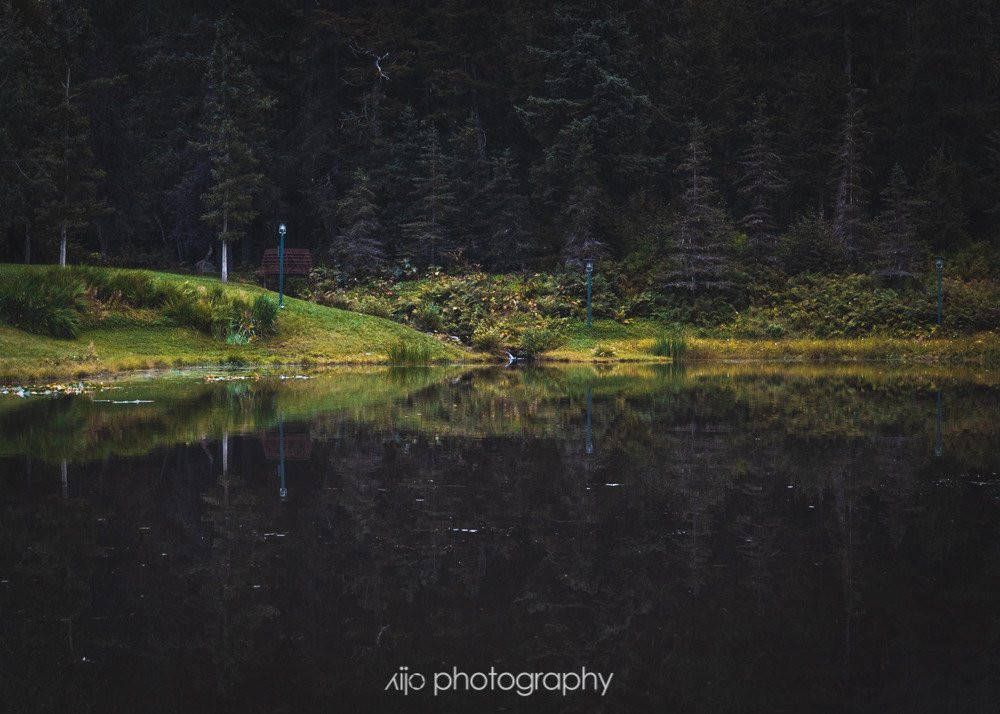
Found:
[934,256,943,327]
[278,223,287,309]
[585,260,593,331]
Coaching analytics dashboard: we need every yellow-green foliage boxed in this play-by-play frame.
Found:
[725,274,1000,338]
[307,268,578,354]
[308,265,1000,346]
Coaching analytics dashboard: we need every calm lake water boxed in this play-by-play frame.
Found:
[1,364,999,713]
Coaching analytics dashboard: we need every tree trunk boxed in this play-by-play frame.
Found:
[59,222,67,267]
[97,219,109,259]
[61,66,70,269]
[220,206,229,283]
[23,224,31,264]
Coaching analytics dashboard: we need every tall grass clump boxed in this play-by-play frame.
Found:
[161,283,218,335]
[386,340,432,365]
[519,325,564,357]
[68,266,161,307]
[650,331,688,359]
[0,269,87,338]
[251,295,279,336]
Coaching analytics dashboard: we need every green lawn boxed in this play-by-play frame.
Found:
[0,265,470,381]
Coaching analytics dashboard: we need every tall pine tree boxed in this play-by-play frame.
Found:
[832,87,869,263]
[519,7,651,262]
[334,169,386,274]
[874,164,921,279]
[0,4,38,263]
[402,123,455,265]
[195,21,272,283]
[665,120,733,292]
[32,1,104,268]
[738,95,786,261]
[448,110,491,258]
[916,149,968,252]
[482,149,532,268]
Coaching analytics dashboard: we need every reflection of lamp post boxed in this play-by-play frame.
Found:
[585,260,594,330]
[934,389,943,458]
[278,418,287,499]
[935,257,943,326]
[278,223,287,309]
[585,385,593,455]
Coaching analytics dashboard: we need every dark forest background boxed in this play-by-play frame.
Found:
[2,0,1000,285]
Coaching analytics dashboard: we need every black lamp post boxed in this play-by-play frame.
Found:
[278,223,287,309]
[585,259,594,330]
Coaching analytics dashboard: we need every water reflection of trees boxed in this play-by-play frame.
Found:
[0,368,998,711]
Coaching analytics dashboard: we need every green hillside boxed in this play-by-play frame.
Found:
[0,265,468,381]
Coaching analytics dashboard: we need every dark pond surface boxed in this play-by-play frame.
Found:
[1,364,999,713]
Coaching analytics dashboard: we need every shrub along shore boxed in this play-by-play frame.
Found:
[302,262,999,363]
[0,263,997,382]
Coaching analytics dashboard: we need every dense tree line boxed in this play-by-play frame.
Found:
[2,0,999,286]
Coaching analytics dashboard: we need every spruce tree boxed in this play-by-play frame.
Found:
[0,5,38,262]
[559,119,604,262]
[832,87,869,263]
[738,95,786,261]
[195,21,272,283]
[31,2,104,268]
[779,211,845,275]
[448,110,491,258]
[379,106,424,258]
[665,120,733,292]
[482,149,532,268]
[874,164,921,279]
[334,169,386,274]
[987,129,1000,219]
[916,149,968,252]
[518,8,651,262]
[402,123,455,265]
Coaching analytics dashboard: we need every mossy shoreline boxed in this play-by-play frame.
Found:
[1,265,997,382]
[2,327,995,383]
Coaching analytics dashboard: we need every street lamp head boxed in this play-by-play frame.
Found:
[585,260,593,273]
[278,223,287,235]
[935,257,943,269]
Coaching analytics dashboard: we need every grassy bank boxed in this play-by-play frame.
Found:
[541,320,999,364]
[0,264,468,381]
[2,265,997,381]
[685,334,1000,363]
